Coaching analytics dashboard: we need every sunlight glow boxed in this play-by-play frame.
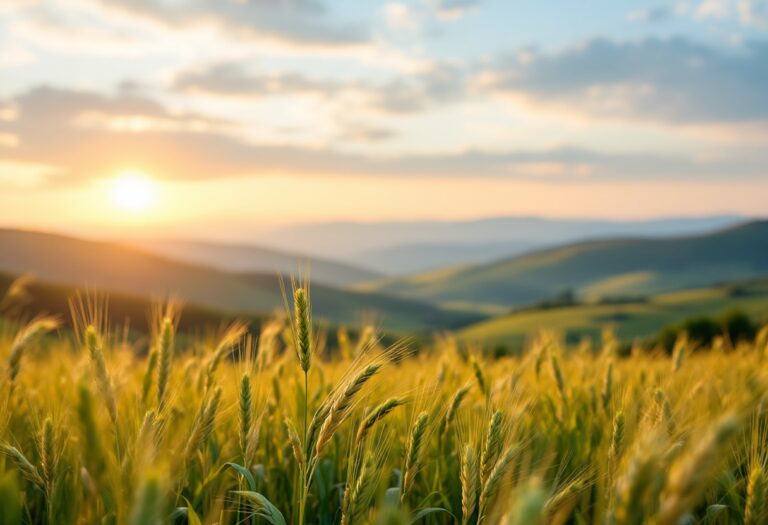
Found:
[110,171,156,212]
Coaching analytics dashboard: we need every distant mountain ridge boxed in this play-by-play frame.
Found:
[0,228,481,332]
[351,241,538,274]
[129,239,379,287]
[358,220,768,309]
[259,215,745,274]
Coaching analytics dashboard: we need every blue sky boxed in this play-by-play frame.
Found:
[0,0,767,238]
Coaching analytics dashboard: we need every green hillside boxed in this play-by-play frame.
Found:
[359,220,768,309]
[458,279,768,352]
[0,229,482,332]
[130,238,380,287]
[0,271,265,335]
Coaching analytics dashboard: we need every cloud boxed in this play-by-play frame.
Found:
[739,0,768,28]
[367,64,467,113]
[0,161,62,188]
[6,85,232,132]
[628,6,673,23]
[93,0,368,47]
[379,0,478,32]
[0,86,239,183]
[695,0,730,19]
[491,37,768,124]
[172,62,341,97]
[172,61,468,115]
[335,122,396,142]
[2,85,766,187]
[0,42,35,66]
[383,3,420,31]
[432,0,480,20]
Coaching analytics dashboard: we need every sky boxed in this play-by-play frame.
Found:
[1,0,767,239]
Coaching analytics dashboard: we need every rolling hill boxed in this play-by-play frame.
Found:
[260,215,743,273]
[0,270,266,336]
[458,279,768,352]
[358,221,768,309]
[351,241,538,274]
[129,239,380,287]
[0,229,482,332]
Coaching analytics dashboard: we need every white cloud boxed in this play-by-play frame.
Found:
[738,0,768,28]
[491,38,768,124]
[695,0,731,18]
[628,6,672,23]
[0,43,35,66]
[94,0,369,47]
[383,3,420,31]
[0,161,64,187]
[431,0,479,20]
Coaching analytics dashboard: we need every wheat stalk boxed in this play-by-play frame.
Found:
[745,464,767,525]
[183,386,222,465]
[401,411,428,501]
[461,444,479,525]
[85,326,117,426]
[284,417,304,465]
[1,443,45,488]
[141,348,158,406]
[315,362,382,457]
[480,410,504,483]
[293,288,312,373]
[655,415,740,525]
[602,360,613,410]
[355,397,405,445]
[479,444,520,522]
[239,373,253,463]
[156,317,174,411]
[6,317,58,383]
[443,385,471,434]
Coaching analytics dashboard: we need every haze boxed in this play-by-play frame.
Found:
[1,0,768,241]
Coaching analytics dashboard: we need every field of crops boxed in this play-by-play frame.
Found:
[2,289,768,525]
[458,280,768,352]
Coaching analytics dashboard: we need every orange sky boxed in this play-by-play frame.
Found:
[1,0,767,237]
[0,173,765,242]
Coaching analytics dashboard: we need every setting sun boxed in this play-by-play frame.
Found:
[110,171,156,212]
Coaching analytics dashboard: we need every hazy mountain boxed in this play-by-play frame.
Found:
[259,215,746,274]
[129,239,380,287]
[353,241,538,274]
[358,221,768,309]
[0,229,481,332]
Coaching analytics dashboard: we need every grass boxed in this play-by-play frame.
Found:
[2,286,768,524]
[459,280,768,351]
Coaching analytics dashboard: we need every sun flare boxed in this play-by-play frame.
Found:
[110,170,156,212]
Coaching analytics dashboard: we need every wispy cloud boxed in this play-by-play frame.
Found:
[695,0,731,19]
[93,0,369,46]
[171,60,468,115]
[172,63,342,98]
[628,5,673,23]
[432,0,480,20]
[2,85,766,186]
[490,37,768,124]
[738,0,768,28]
[1,0,768,224]
[382,3,420,31]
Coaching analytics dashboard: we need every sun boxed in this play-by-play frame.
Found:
[111,170,156,212]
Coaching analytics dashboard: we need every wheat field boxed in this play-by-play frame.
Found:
[2,289,768,525]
